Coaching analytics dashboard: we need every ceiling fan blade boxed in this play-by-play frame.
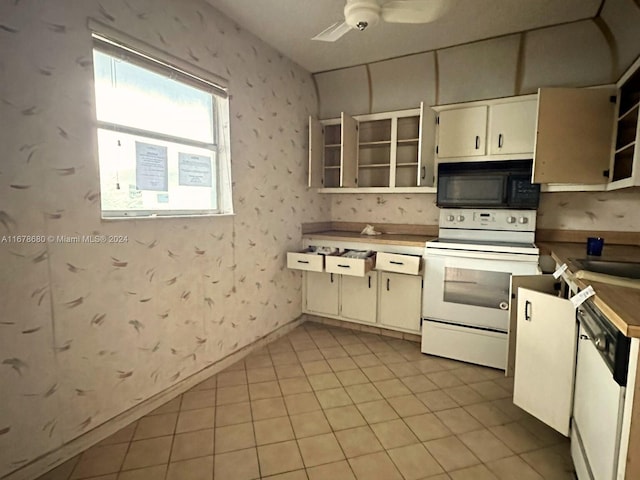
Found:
[312,21,352,42]
[381,0,452,24]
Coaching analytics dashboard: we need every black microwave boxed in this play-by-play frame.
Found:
[437,160,540,209]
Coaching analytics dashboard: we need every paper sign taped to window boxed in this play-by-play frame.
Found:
[136,142,168,191]
[178,153,212,187]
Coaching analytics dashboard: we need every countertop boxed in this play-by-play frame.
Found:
[539,242,640,338]
[303,230,435,247]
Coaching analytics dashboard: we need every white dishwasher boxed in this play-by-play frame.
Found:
[571,301,631,480]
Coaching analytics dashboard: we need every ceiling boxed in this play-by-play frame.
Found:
[205,0,603,73]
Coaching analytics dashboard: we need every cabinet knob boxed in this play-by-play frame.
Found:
[519,217,528,224]
[447,215,455,222]
[507,216,517,224]
[457,215,465,222]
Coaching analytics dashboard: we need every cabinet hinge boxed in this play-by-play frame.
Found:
[603,169,610,178]
[553,282,562,292]
[610,95,617,104]
[511,293,516,299]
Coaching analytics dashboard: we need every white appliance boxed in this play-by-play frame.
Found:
[421,208,540,369]
[571,300,631,480]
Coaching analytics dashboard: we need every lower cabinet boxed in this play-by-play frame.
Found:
[378,272,422,332]
[512,278,577,436]
[305,271,339,316]
[302,270,421,334]
[341,271,378,324]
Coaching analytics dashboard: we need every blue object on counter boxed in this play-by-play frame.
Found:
[586,237,604,256]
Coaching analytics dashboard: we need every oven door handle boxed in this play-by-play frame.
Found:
[524,300,532,321]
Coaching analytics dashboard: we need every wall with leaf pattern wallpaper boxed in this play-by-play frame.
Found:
[0,0,330,476]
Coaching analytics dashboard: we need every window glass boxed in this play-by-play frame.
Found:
[93,50,214,144]
[92,37,232,218]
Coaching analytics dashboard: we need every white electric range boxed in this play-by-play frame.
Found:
[421,208,540,370]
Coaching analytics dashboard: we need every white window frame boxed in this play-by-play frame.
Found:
[91,32,233,219]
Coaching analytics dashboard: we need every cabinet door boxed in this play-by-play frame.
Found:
[308,117,324,188]
[418,103,437,186]
[534,88,615,184]
[341,271,377,324]
[341,113,358,187]
[506,275,558,377]
[437,106,488,158]
[513,287,577,436]
[378,272,422,332]
[489,100,537,155]
[305,272,339,316]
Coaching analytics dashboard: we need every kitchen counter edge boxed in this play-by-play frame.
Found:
[540,242,640,338]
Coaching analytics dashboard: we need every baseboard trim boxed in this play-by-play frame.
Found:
[4,315,307,480]
[306,314,421,343]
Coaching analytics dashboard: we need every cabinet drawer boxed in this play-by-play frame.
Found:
[287,250,324,272]
[325,251,375,277]
[376,252,422,275]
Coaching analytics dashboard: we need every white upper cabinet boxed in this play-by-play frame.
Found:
[533,87,615,185]
[341,113,358,187]
[608,55,640,190]
[308,104,436,191]
[489,100,537,155]
[435,96,537,162]
[308,113,358,188]
[308,117,324,188]
[436,106,488,158]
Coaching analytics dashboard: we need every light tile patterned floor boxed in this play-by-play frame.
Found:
[37,321,575,480]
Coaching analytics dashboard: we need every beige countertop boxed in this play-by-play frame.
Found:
[303,230,435,247]
[540,242,640,338]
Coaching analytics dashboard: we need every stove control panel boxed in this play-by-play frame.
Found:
[439,209,536,232]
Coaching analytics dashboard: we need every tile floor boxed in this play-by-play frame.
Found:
[37,321,576,480]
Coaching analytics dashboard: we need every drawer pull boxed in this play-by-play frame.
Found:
[297,260,309,264]
[337,264,351,268]
[389,261,404,265]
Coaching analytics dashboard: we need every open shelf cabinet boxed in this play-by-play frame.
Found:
[309,103,436,191]
[610,56,640,186]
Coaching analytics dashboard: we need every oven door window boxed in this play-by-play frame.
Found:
[443,267,510,310]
